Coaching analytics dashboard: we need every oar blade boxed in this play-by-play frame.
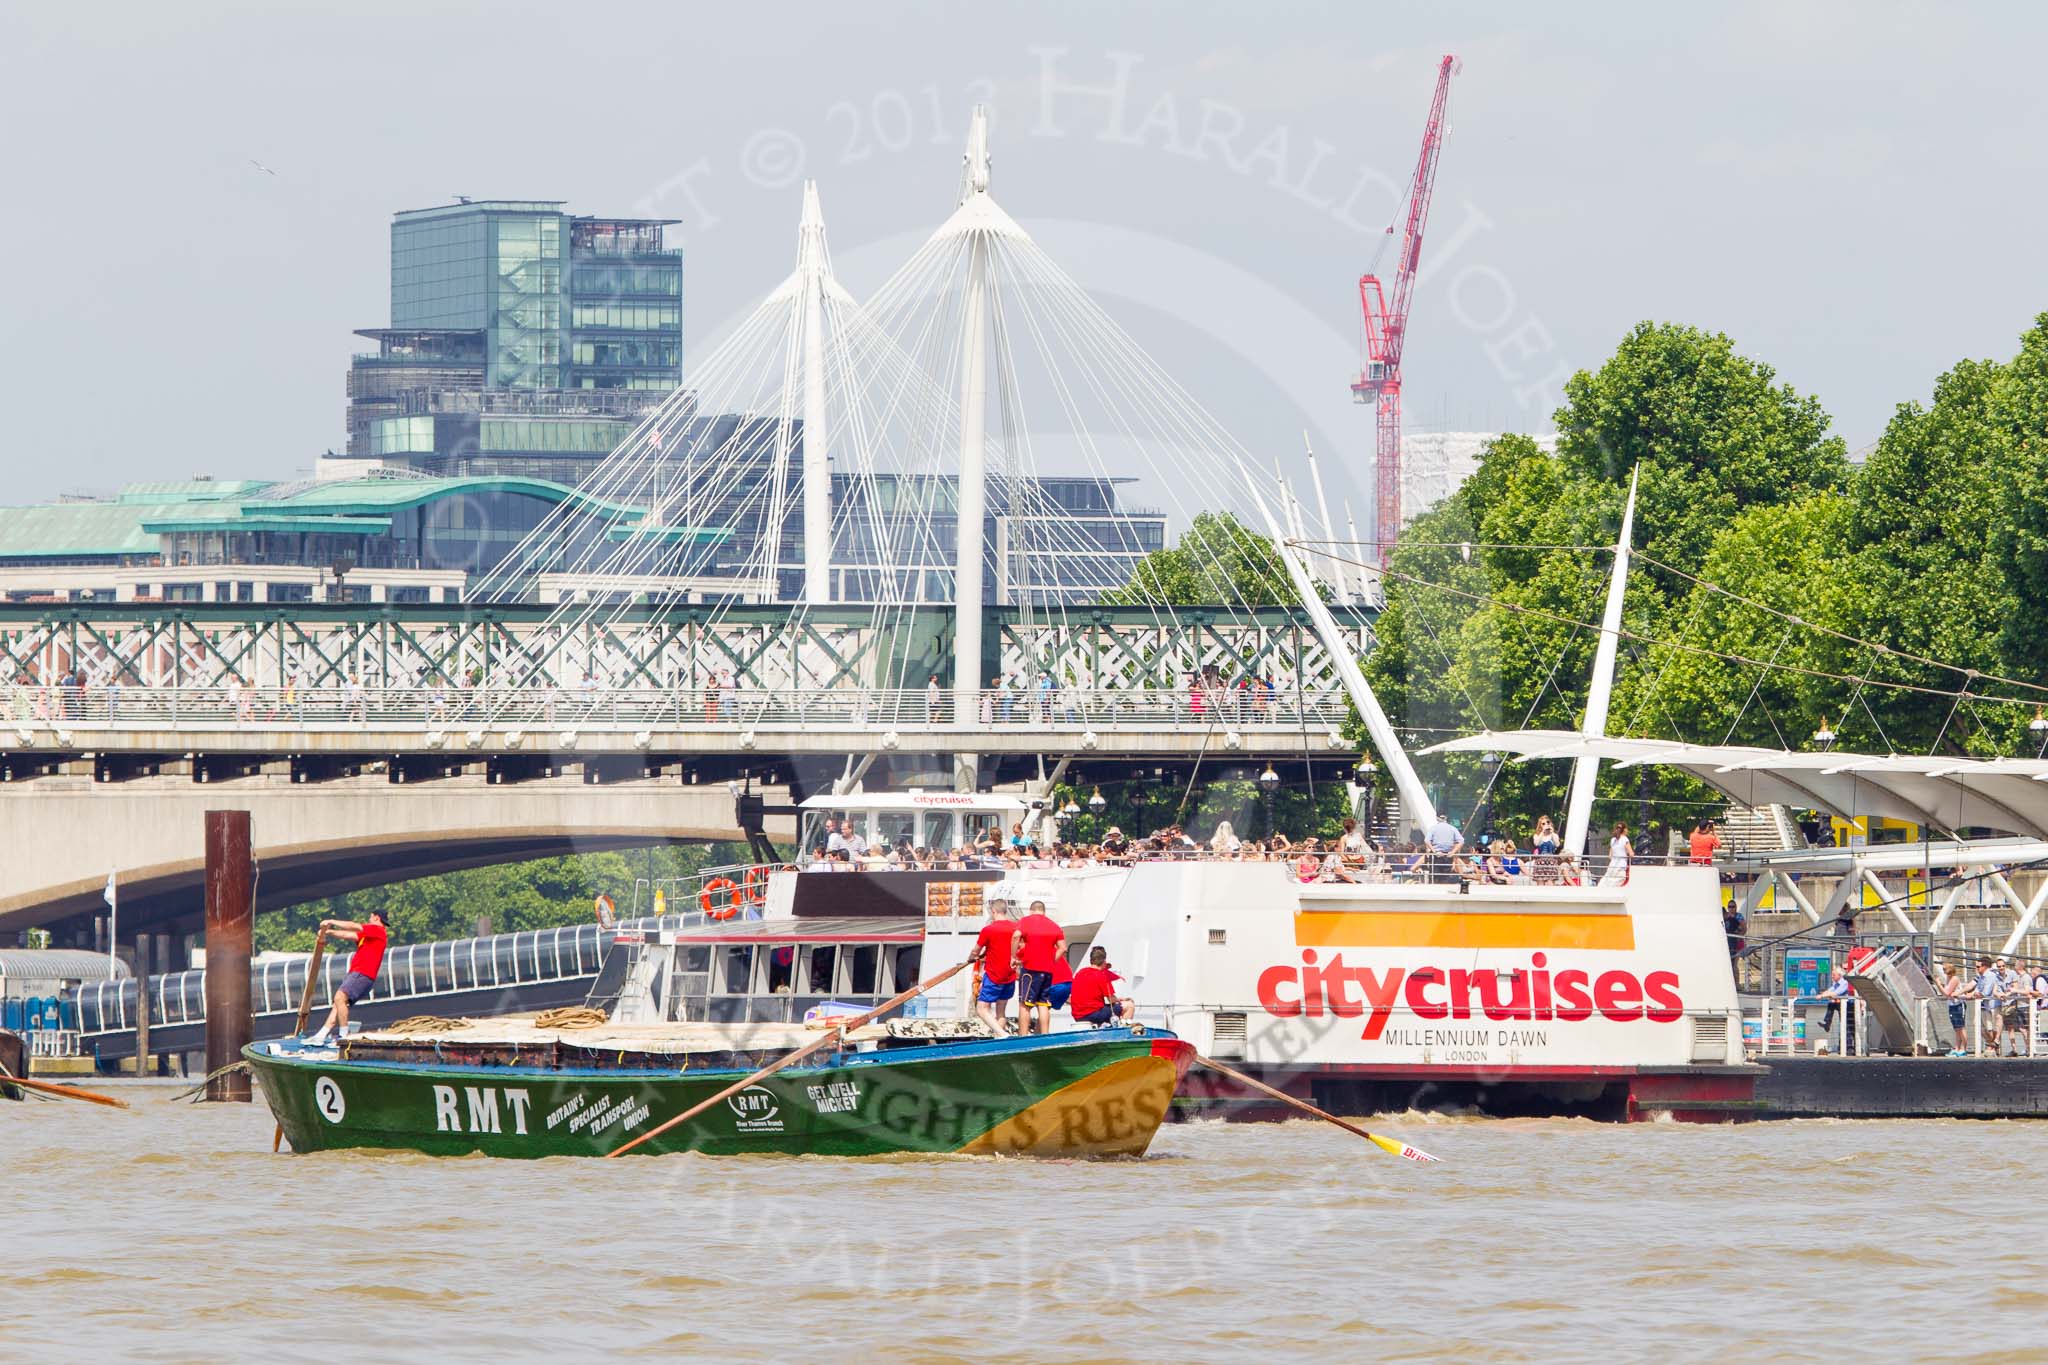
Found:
[1370,1133,1441,1163]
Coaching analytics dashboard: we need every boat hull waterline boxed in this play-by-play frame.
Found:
[247,1028,1192,1159]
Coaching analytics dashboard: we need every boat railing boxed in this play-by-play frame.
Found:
[24,1028,82,1058]
[628,861,793,921]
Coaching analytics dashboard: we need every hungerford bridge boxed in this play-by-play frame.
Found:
[3,111,1390,949]
[0,598,1370,946]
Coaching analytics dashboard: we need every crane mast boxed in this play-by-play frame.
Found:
[1352,53,1457,566]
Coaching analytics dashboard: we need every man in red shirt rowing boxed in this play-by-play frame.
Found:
[1068,946,1129,1027]
[302,909,390,1047]
[1013,899,1068,1036]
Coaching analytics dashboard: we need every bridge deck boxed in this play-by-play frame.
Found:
[9,685,1350,757]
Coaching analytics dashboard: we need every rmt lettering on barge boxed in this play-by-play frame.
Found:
[1256,951,1684,1040]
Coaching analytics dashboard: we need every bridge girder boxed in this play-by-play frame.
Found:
[0,602,1372,693]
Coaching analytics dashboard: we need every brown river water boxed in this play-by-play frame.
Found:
[4,1082,2046,1362]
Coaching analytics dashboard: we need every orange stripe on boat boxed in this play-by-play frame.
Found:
[957,1055,1178,1158]
[1295,910,1635,951]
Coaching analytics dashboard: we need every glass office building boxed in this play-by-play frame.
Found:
[344,200,682,481]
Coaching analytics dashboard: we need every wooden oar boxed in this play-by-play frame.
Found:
[0,1071,130,1109]
[273,930,328,1152]
[1193,1053,1441,1163]
[606,957,972,1158]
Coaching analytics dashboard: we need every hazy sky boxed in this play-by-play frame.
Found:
[3,0,2045,514]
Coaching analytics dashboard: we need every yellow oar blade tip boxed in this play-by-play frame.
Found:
[1369,1133,1442,1163]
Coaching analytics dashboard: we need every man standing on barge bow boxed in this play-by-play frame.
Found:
[303,909,390,1046]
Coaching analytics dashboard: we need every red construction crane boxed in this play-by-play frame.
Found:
[1352,53,1458,565]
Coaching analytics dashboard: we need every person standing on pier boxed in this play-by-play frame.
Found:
[1937,962,1975,1056]
[1974,957,2005,1055]
[302,909,390,1047]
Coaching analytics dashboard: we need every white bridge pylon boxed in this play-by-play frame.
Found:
[484,104,1398,799]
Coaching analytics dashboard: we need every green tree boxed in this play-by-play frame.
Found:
[1556,321,1850,582]
[1099,510,1299,606]
[251,843,748,953]
[1369,323,1854,836]
[1628,494,1850,749]
[1991,315,2048,680]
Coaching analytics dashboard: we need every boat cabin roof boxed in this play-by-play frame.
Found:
[642,915,925,944]
[798,791,1030,815]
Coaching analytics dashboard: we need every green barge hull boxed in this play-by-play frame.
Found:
[247,1027,1192,1159]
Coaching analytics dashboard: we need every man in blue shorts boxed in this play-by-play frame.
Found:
[1013,899,1067,1036]
[971,899,1022,1036]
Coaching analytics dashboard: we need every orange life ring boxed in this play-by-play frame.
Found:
[743,864,772,905]
[593,893,616,929]
[700,877,743,920]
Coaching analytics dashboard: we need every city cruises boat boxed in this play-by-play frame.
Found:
[665,789,1755,1122]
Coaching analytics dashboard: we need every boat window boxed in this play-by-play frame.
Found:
[748,997,793,1024]
[915,811,958,850]
[803,945,837,994]
[765,943,796,994]
[717,946,754,994]
[877,813,915,853]
[889,946,922,996]
[844,945,878,996]
[492,936,517,985]
[963,813,1002,848]
[673,953,710,1007]
[706,997,744,1024]
[431,943,454,993]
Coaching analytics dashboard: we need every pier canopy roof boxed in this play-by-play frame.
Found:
[1424,730,2048,840]
[0,948,128,985]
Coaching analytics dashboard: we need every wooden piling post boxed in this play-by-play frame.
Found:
[203,810,253,1102]
[134,935,151,1078]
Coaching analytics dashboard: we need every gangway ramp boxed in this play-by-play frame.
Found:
[71,916,691,1063]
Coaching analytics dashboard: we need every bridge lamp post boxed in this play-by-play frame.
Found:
[1353,755,1378,838]
[1476,750,1502,847]
[1258,763,1281,838]
[1058,798,1080,842]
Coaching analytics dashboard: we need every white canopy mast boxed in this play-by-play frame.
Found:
[1251,489,1438,834]
[951,109,997,733]
[1562,465,1641,857]
[798,181,832,603]
[925,106,1034,750]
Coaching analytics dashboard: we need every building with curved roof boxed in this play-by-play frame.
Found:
[0,473,725,606]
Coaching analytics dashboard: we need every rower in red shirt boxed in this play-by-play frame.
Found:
[1068,945,1128,1027]
[1013,899,1068,1036]
[302,909,389,1047]
[971,899,1022,1036]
